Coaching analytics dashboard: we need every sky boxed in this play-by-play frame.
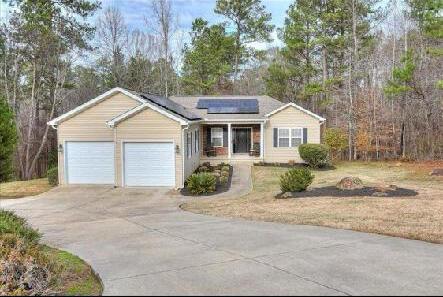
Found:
[100,0,292,50]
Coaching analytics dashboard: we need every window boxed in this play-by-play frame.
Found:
[278,128,303,147]
[194,130,199,153]
[278,128,290,147]
[187,132,192,158]
[291,128,302,147]
[211,127,223,147]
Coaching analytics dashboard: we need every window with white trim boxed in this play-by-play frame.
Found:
[211,127,223,147]
[278,128,290,147]
[194,130,199,153]
[187,132,192,158]
[278,128,303,147]
[291,128,303,147]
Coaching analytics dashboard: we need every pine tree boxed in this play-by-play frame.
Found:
[181,18,236,95]
[214,0,274,92]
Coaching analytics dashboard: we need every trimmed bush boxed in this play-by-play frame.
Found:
[298,144,330,168]
[280,168,314,193]
[186,172,216,195]
[47,167,58,186]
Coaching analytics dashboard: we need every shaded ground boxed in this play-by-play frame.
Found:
[0,178,53,199]
[182,161,443,243]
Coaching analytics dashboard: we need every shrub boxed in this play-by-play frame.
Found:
[298,144,329,168]
[219,175,229,185]
[280,168,314,193]
[0,210,41,244]
[221,165,230,172]
[198,165,210,173]
[186,173,216,195]
[47,167,58,186]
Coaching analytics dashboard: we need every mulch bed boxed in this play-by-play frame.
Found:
[276,186,418,199]
[180,166,233,197]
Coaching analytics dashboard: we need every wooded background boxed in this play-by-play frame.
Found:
[0,0,441,181]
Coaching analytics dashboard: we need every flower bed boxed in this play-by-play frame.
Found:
[181,162,233,196]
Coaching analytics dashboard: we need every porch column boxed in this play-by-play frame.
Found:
[260,122,264,159]
[228,123,232,159]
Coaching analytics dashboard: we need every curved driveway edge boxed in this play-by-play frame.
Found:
[1,186,442,295]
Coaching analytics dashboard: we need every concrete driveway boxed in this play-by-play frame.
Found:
[1,186,442,296]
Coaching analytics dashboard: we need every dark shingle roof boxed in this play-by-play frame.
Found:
[129,91,202,121]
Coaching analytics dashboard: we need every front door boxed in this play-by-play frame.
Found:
[233,128,251,153]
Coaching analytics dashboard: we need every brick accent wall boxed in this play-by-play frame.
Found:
[201,125,228,156]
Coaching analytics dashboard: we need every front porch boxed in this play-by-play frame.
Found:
[200,122,264,163]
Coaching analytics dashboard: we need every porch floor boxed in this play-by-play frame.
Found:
[201,153,262,164]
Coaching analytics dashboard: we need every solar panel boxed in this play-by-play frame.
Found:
[197,99,259,114]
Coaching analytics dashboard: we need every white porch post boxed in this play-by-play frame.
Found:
[228,123,232,159]
[260,122,264,159]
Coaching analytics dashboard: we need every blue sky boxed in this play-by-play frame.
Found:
[101,0,292,49]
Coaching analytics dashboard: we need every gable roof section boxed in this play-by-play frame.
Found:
[47,87,145,127]
[107,103,200,127]
[265,102,326,122]
[47,87,201,127]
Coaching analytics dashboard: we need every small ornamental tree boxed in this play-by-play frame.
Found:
[0,97,17,182]
[324,128,347,160]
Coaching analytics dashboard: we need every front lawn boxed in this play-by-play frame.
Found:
[182,161,443,243]
[0,178,53,199]
[0,210,102,295]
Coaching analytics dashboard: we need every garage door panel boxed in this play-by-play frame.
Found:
[124,142,175,187]
[66,142,115,184]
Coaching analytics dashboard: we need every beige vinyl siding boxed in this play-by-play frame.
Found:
[57,93,140,184]
[115,107,183,188]
[264,106,321,163]
[183,124,201,180]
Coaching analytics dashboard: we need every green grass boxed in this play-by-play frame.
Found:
[1,210,102,295]
[44,248,102,296]
[0,178,53,199]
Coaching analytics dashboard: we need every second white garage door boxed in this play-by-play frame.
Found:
[123,142,175,187]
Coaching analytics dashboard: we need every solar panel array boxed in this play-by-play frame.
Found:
[197,99,259,114]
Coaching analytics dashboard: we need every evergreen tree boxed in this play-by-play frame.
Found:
[181,18,236,95]
[0,97,17,181]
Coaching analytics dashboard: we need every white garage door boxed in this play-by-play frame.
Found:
[65,142,115,184]
[124,142,175,187]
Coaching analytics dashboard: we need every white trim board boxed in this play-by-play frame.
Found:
[265,103,326,122]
